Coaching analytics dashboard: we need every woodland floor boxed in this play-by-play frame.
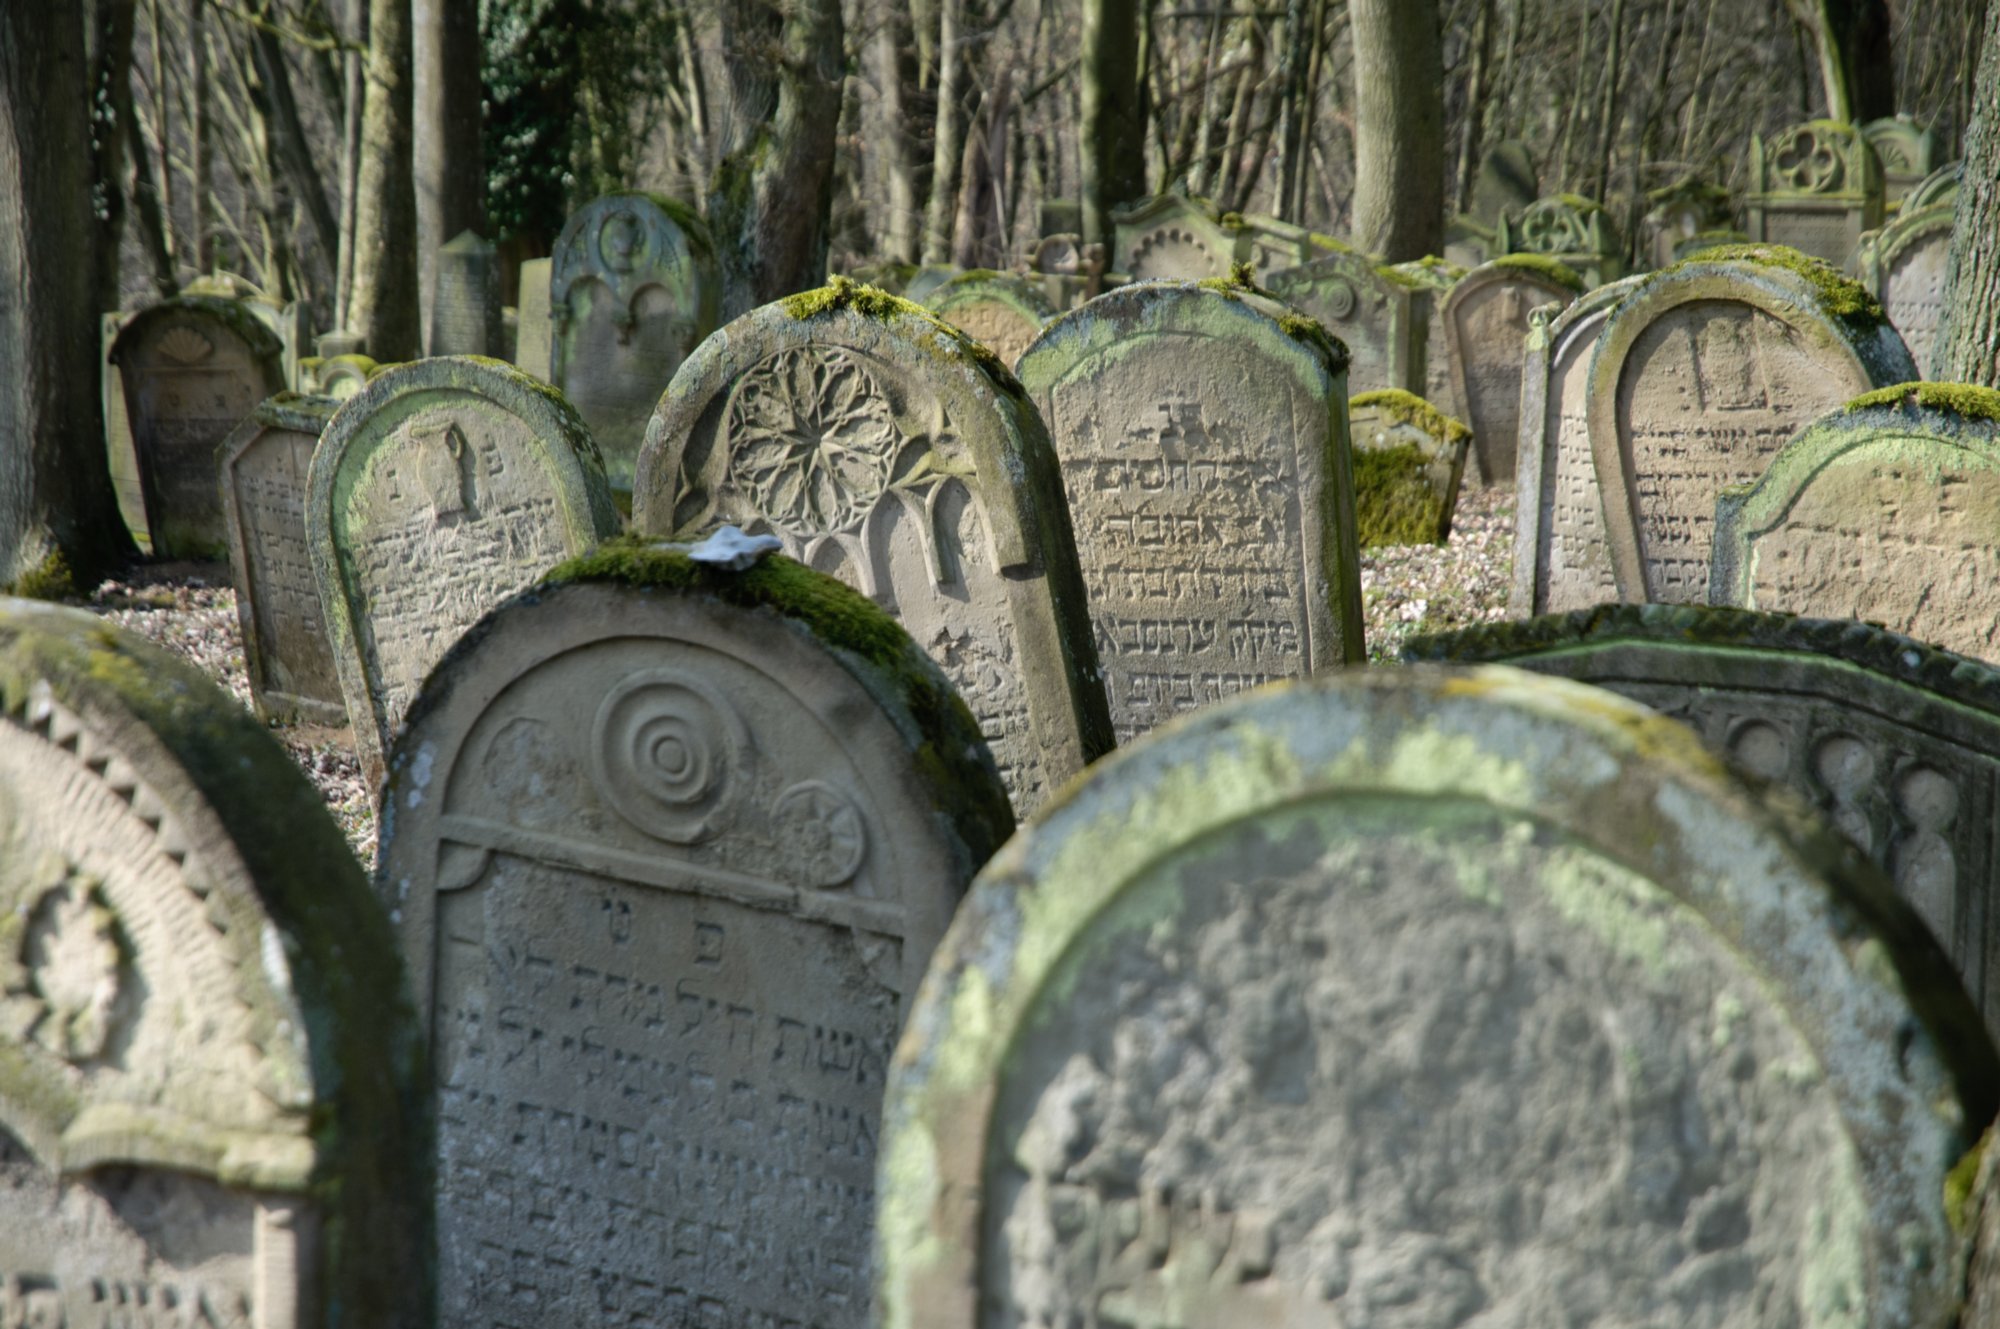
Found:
[77,481,1518,870]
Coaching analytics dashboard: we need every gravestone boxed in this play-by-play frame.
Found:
[0,598,427,1328]
[901,265,962,303]
[1585,246,1916,603]
[307,355,621,794]
[1016,278,1364,742]
[878,663,1998,1329]
[1392,257,1467,426]
[1712,385,2000,659]
[551,192,721,495]
[1348,389,1470,545]
[1441,256,1583,485]
[513,256,555,380]
[305,352,380,399]
[1907,161,1963,210]
[181,269,313,392]
[633,281,1114,810]
[1266,244,1430,398]
[1641,178,1736,269]
[1443,214,1496,270]
[1861,115,1934,205]
[220,392,346,725]
[1855,203,1954,378]
[376,540,1013,1329]
[1513,273,1648,614]
[1746,120,1885,266]
[925,270,1057,369]
[429,229,501,357]
[1111,194,1244,281]
[1495,193,1626,287]
[1469,139,1539,227]
[107,297,286,558]
[100,312,148,553]
[1406,602,2000,1046]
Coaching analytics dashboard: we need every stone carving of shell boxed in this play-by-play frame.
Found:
[157,326,216,364]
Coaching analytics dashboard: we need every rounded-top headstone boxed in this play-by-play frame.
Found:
[1855,204,1955,379]
[1266,243,1431,399]
[925,269,1057,370]
[378,538,1014,1328]
[1441,255,1583,484]
[878,664,1998,1329]
[0,597,426,1327]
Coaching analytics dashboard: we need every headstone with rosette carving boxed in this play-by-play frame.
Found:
[551,192,721,496]
[1110,194,1246,281]
[924,270,1057,370]
[1440,256,1583,484]
[1495,193,1626,287]
[0,598,426,1328]
[375,540,1013,1329]
[307,356,621,796]
[1016,277,1364,743]
[1745,120,1885,267]
[1265,243,1430,398]
[632,281,1113,812]
[1855,203,1955,378]
[107,297,287,558]
[878,663,1998,1329]
[1861,116,1934,205]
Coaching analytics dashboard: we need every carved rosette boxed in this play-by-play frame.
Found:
[772,780,868,888]
[1518,199,1590,254]
[0,867,123,1064]
[591,671,747,842]
[1770,125,1850,194]
[724,346,899,536]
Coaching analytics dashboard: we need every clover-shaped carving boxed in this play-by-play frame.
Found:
[1772,126,1848,193]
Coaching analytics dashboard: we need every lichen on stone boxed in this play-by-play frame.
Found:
[1844,381,2000,423]
[7,551,74,602]
[1352,389,1471,445]
[1352,443,1446,547]
[1489,253,1587,292]
[1670,243,1886,330]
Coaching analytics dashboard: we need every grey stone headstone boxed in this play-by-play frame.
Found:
[1440,257,1582,485]
[1347,389,1470,544]
[428,229,501,357]
[1266,246,1430,398]
[1111,194,1246,281]
[1495,193,1626,287]
[1861,116,1935,204]
[1855,204,1954,378]
[513,257,554,381]
[1745,121,1885,267]
[925,270,1057,370]
[1469,139,1539,227]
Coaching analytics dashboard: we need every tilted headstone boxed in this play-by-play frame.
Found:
[1861,115,1935,205]
[1406,601,2000,1045]
[1641,177,1736,270]
[307,355,621,793]
[107,298,286,558]
[220,392,345,725]
[1495,193,1626,287]
[1348,388,1470,545]
[428,228,502,357]
[1441,256,1583,485]
[377,542,1013,1329]
[0,598,427,1328]
[513,256,555,380]
[1746,120,1885,266]
[633,281,1114,810]
[925,269,1057,370]
[306,352,381,400]
[878,663,1998,1328]
[1016,278,1364,742]
[1111,194,1245,281]
[1855,203,1954,378]
[1390,256,1466,421]
[100,312,149,553]
[1712,385,2000,658]
[1907,160,1963,211]
[1513,273,1648,614]
[1266,244,1431,398]
[1585,246,1915,603]
[551,192,721,495]
[181,269,313,392]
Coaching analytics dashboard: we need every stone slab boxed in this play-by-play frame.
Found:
[1111,195,1245,281]
[1266,247,1429,398]
[1856,204,1953,379]
[1441,258,1582,485]
[429,229,501,358]
[514,256,555,381]
[1347,389,1469,545]
[1746,121,1885,267]
[925,271,1057,370]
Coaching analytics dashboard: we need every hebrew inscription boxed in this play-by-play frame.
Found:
[1540,305,1621,611]
[1445,271,1572,484]
[1882,225,1950,380]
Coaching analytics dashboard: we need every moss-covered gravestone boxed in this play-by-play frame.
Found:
[1494,193,1626,287]
[1016,278,1364,742]
[1513,274,1647,614]
[1440,256,1583,485]
[1391,255,1466,422]
[879,664,1997,1328]
[1710,385,2000,658]
[1406,603,2000,1046]
[551,192,721,495]
[107,297,287,558]
[1265,244,1430,399]
[1585,246,1915,603]
[307,356,620,795]
[220,392,345,725]
[1111,194,1243,280]
[1348,389,1470,545]
[376,541,1012,1329]
[0,599,427,1328]
[924,269,1057,370]
[1855,204,1954,379]
[1745,120,1885,267]
[1861,116,1935,205]
[632,280,1112,811]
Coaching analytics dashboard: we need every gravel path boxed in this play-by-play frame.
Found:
[73,482,1518,866]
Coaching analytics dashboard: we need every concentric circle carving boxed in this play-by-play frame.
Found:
[773,780,867,887]
[591,672,747,842]
[1316,278,1357,320]
[725,346,899,535]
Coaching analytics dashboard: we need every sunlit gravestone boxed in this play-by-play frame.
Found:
[1440,255,1583,484]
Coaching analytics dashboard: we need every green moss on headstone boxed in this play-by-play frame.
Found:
[1844,381,2000,423]
[1351,388,1471,445]
[1353,443,1446,546]
[1668,243,1886,330]
[1489,252,1588,291]
[7,551,74,602]
[781,276,1027,397]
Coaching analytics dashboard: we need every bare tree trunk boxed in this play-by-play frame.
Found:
[413,0,482,351]
[1081,0,1145,256]
[1452,0,1492,212]
[188,0,211,273]
[123,87,177,297]
[1272,0,1311,222]
[349,0,419,360]
[923,0,968,264]
[252,28,339,295]
[1936,0,2000,388]
[1349,0,1443,261]
[1594,0,1626,203]
[86,0,137,316]
[336,0,366,332]
[0,2,136,588]
[877,5,923,264]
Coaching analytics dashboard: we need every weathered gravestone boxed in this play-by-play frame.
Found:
[1348,389,1470,545]
[1585,246,1916,604]
[1406,602,2000,1045]
[303,352,380,400]
[551,192,721,495]
[925,270,1057,370]
[513,256,555,381]
[1711,384,2000,658]
[632,280,1114,810]
[1908,161,1964,210]
[107,298,287,558]
[376,540,1013,1329]
[1861,115,1935,205]
[1016,278,1365,742]
[1855,204,1954,378]
[1495,193,1626,287]
[1513,273,1648,614]
[220,392,345,725]
[100,313,149,553]
[1468,139,1539,227]
[1745,120,1885,266]
[1265,244,1430,398]
[1111,195,1244,280]
[1641,178,1736,270]
[429,229,501,357]
[307,355,621,794]
[1391,256,1466,421]
[878,663,1999,1328]
[0,598,427,1328]
[1441,255,1583,485]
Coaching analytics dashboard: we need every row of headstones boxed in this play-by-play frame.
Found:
[19,554,2000,1324]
